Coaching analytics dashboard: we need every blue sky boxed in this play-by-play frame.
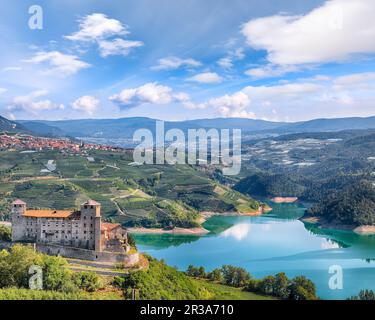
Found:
[0,0,375,122]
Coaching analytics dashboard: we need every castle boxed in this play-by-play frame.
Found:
[11,199,139,265]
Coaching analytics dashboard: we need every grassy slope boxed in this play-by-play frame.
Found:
[0,287,124,300]
[118,258,275,300]
[199,281,276,300]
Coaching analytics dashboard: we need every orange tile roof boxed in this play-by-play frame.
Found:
[101,222,122,232]
[23,210,78,218]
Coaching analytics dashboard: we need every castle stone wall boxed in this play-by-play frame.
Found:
[36,243,139,266]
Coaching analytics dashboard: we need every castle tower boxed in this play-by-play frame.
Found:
[81,200,102,251]
[11,199,27,242]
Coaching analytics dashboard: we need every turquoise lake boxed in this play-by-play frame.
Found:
[132,202,375,300]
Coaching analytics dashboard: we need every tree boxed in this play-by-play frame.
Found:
[258,275,276,295]
[197,266,206,278]
[186,265,199,277]
[349,290,375,300]
[274,272,290,299]
[127,233,137,249]
[207,268,223,282]
[221,265,251,287]
[288,276,317,300]
[245,279,261,292]
[0,226,11,242]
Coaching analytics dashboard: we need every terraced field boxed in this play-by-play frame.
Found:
[0,149,260,228]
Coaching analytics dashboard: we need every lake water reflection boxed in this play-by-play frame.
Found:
[133,202,375,300]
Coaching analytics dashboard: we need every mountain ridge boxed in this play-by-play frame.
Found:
[11,115,375,138]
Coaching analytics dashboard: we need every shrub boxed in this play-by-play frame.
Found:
[0,226,11,242]
[349,289,375,300]
[73,271,103,292]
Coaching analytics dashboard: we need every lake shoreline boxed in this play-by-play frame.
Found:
[128,227,210,235]
[301,216,375,235]
[129,205,272,235]
[270,197,298,204]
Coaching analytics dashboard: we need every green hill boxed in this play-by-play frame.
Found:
[304,181,375,226]
[0,148,260,228]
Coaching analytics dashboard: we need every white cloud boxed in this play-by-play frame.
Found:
[217,57,233,69]
[72,96,100,115]
[2,67,22,72]
[241,0,375,66]
[217,48,245,69]
[7,90,65,113]
[152,56,202,71]
[182,91,255,118]
[187,72,223,84]
[65,13,127,42]
[243,83,322,98]
[245,64,298,79]
[208,92,254,118]
[109,82,175,109]
[0,88,7,94]
[333,72,375,86]
[24,51,90,76]
[98,38,144,57]
[65,13,143,58]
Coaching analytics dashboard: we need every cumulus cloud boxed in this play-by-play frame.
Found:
[65,13,143,58]
[24,51,90,76]
[72,96,100,115]
[109,82,176,109]
[65,13,127,42]
[207,92,254,118]
[187,72,223,84]
[241,0,375,66]
[152,56,202,71]
[7,90,65,113]
[182,91,255,118]
[98,38,144,57]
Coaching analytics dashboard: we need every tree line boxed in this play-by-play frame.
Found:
[186,264,318,300]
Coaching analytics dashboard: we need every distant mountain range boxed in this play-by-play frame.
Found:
[7,115,375,139]
[0,115,29,134]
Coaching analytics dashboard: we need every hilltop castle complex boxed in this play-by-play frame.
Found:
[11,199,139,265]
